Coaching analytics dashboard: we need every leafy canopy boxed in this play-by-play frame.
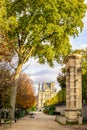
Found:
[0,0,86,66]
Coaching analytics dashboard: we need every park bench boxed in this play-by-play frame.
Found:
[1,118,12,127]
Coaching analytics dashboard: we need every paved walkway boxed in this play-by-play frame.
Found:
[0,112,87,130]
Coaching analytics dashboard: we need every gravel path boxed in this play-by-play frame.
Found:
[0,112,87,130]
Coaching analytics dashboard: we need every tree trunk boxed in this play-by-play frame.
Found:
[9,65,22,119]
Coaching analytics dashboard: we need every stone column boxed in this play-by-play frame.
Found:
[65,54,82,123]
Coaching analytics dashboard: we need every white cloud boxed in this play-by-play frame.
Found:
[22,59,62,95]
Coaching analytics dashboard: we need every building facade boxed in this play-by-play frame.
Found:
[37,82,57,110]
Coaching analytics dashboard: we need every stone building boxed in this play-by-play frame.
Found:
[37,82,57,110]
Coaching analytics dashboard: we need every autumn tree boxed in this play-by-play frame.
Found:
[0,0,86,118]
[0,31,14,61]
[0,63,14,108]
[0,0,15,61]
[16,73,36,109]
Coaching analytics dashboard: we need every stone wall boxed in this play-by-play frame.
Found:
[55,105,65,116]
[55,115,66,124]
[55,104,87,123]
[83,104,87,120]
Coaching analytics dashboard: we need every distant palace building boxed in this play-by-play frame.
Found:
[37,82,57,110]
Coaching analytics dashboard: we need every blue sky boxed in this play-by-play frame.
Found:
[70,12,87,50]
[23,8,87,95]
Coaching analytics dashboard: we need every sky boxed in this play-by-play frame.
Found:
[22,8,87,95]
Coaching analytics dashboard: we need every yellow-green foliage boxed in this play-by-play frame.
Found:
[0,0,87,65]
[44,94,58,106]
[58,89,66,103]
[44,89,66,106]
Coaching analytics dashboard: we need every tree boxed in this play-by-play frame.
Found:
[81,48,87,102]
[57,70,66,103]
[82,73,87,103]
[57,68,66,89]
[0,31,14,61]
[0,63,14,108]
[16,73,36,109]
[58,89,66,103]
[0,0,15,61]
[44,94,58,106]
[0,0,86,118]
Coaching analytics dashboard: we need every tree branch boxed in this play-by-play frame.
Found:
[40,32,56,42]
[22,46,35,64]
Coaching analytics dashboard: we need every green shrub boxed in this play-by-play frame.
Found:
[43,109,49,114]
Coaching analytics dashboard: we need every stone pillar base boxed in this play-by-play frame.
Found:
[55,115,66,124]
[65,109,82,123]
